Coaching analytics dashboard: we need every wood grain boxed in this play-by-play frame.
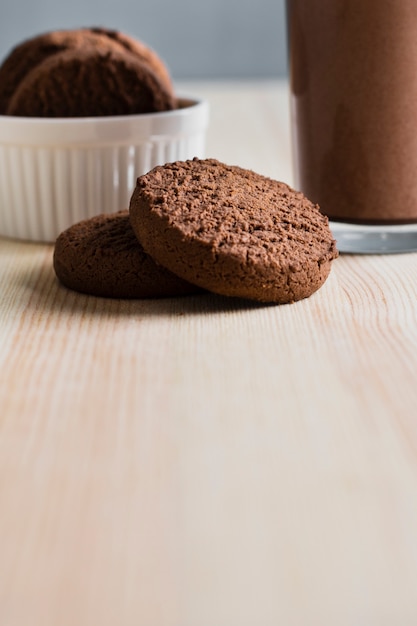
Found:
[1,81,417,625]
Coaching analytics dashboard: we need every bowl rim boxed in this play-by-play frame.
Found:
[0,96,205,125]
[0,96,209,146]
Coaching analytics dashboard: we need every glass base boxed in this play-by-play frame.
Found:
[329,221,417,254]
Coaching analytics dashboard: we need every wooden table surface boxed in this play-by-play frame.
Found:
[2,80,417,625]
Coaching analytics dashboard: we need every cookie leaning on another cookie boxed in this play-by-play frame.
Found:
[53,211,203,299]
[7,46,175,117]
[129,158,338,304]
[0,27,176,117]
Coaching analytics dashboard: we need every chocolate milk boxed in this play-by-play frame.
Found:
[287,0,417,223]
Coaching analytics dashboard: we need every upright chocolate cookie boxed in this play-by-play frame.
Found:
[129,158,338,303]
[7,46,175,117]
[0,30,83,114]
[0,29,132,114]
[89,27,173,93]
[0,27,175,115]
[53,211,202,299]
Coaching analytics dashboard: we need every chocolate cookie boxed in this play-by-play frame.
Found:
[129,158,338,303]
[6,45,175,117]
[53,211,202,299]
[0,27,176,116]
[89,27,173,94]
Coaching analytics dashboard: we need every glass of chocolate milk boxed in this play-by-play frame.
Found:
[286,0,417,253]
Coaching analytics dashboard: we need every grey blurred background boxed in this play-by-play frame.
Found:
[0,0,288,79]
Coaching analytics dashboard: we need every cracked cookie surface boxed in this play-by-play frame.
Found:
[53,211,202,299]
[129,158,338,303]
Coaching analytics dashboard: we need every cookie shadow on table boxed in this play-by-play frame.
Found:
[19,262,271,318]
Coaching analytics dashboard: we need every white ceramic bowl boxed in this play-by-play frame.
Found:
[0,96,209,242]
